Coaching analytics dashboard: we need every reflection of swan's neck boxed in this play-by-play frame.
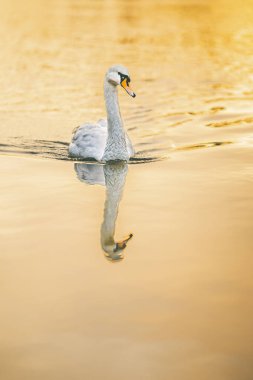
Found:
[102,81,128,161]
[101,163,128,253]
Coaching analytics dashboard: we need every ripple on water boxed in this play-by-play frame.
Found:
[174,141,233,152]
[206,116,253,128]
[0,135,239,165]
[0,138,166,164]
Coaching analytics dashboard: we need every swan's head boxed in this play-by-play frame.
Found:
[103,233,133,262]
[106,65,136,98]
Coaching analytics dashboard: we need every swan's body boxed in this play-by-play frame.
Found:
[69,119,134,162]
[69,65,136,162]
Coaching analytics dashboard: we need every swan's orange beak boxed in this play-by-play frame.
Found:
[121,79,136,98]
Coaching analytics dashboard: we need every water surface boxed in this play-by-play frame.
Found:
[0,1,253,379]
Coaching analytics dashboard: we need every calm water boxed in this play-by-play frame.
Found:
[0,1,253,379]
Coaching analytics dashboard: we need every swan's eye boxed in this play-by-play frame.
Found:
[118,72,125,82]
[118,72,130,84]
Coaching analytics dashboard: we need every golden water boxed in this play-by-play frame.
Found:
[0,1,253,379]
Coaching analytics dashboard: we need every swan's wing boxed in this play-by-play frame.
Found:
[69,121,107,161]
[97,118,107,128]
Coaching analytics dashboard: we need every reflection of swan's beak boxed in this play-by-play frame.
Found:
[121,79,136,98]
[114,233,133,252]
[103,233,133,262]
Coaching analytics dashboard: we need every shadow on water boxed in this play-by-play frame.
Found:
[75,162,132,262]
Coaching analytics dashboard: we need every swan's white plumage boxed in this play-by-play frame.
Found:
[69,119,107,161]
[68,65,135,162]
[69,119,134,161]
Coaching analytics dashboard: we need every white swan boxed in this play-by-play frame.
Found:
[69,65,136,162]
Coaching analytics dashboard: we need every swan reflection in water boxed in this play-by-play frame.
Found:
[74,162,133,261]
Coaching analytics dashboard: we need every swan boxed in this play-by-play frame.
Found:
[69,64,136,162]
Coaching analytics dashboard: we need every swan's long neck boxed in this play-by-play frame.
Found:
[101,163,128,251]
[102,80,128,162]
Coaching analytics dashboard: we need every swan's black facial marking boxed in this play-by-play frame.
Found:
[118,72,131,85]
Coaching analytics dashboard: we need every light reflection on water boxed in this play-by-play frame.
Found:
[1,1,253,379]
[1,0,253,158]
